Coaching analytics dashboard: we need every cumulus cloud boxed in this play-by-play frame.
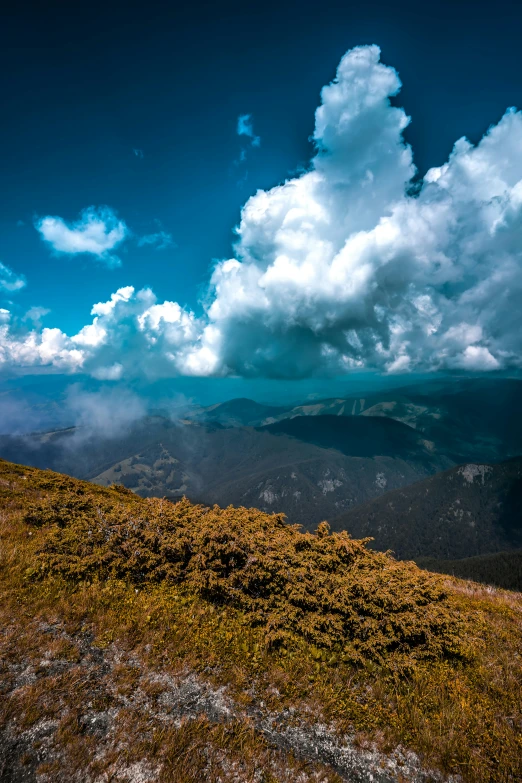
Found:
[0,262,26,293]
[0,286,202,377]
[35,206,128,267]
[4,45,522,379]
[137,231,175,250]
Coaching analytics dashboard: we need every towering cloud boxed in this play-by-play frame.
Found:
[3,45,522,378]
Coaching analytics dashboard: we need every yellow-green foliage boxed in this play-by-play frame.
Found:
[25,473,465,665]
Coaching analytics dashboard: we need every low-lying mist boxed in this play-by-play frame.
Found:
[0,370,440,438]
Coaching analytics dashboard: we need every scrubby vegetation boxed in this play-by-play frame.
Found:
[24,474,465,665]
[1,458,522,782]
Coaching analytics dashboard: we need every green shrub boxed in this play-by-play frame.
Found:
[28,486,466,665]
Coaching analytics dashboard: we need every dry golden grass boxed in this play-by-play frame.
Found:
[1,458,521,782]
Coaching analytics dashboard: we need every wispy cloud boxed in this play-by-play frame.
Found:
[137,230,175,250]
[133,148,144,159]
[237,114,261,147]
[234,114,261,172]
[0,262,26,293]
[64,384,146,442]
[35,206,129,268]
[24,306,50,328]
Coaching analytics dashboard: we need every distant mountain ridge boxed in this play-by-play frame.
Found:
[0,414,450,529]
[331,457,522,560]
[189,378,522,462]
[189,397,287,427]
[418,549,522,592]
[260,415,438,459]
[1,378,522,554]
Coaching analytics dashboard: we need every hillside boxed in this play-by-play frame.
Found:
[189,379,522,464]
[0,415,450,529]
[331,458,522,560]
[189,397,288,427]
[418,549,522,592]
[356,377,522,463]
[317,378,522,463]
[260,415,437,459]
[0,458,521,782]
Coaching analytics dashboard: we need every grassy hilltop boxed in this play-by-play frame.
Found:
[0,458,521,782]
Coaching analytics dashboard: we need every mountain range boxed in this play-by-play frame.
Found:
[190,377,522,463]
[1,377,521,582]
[0,413,450,529]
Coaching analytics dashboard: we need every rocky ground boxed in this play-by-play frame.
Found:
[1,618,454,783]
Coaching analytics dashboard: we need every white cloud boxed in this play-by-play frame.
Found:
[197,45,522,377]
[35,206,128,267]
[90,286,135,317]
[455,345,500,371]
[64,385,146,441]
[0,262,26,292]
[90,363,124,380]
[23,307,50,328]
[0,309,85,372]
[4,45,522,379]
[137,230,175,250]
[0,286,205,377]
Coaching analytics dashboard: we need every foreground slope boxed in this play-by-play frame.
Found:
[331,458,522,560]
[1,459,521,783]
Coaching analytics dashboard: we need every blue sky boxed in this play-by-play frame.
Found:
[1,0,522,395]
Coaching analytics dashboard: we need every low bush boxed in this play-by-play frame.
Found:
[27,483,466,665]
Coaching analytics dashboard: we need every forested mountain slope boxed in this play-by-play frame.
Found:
[418,549,522,592]
[331,458,522,560]
[0,415,450,528]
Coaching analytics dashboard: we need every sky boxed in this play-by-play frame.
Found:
[1,0,522,405]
